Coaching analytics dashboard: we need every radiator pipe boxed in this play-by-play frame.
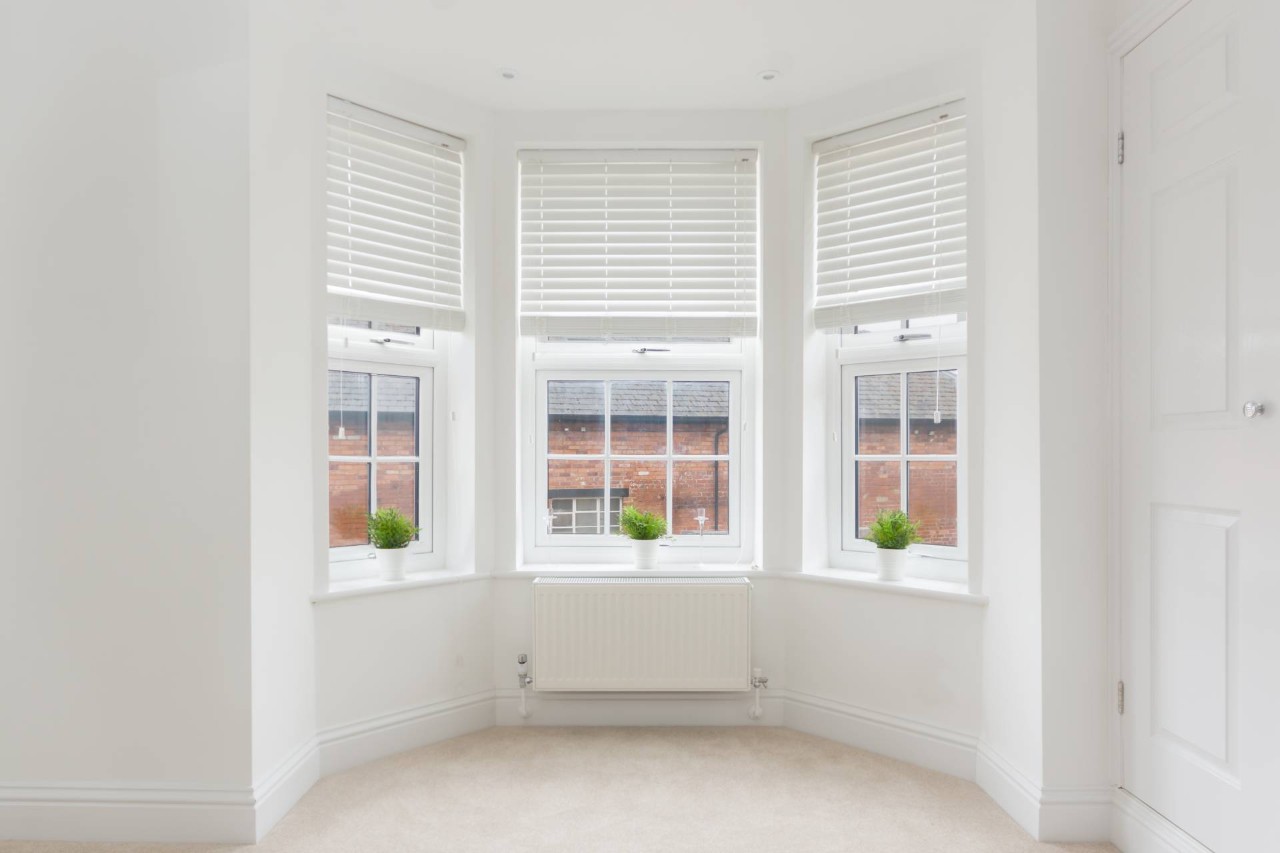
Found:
[748,668,768,720]
[713,427,728,531]
[517,654,533,719]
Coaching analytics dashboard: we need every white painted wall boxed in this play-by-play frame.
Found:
[976,0,1046,801]
[1035,0,1114,817]
[248,0,321,803]
[0,0,254,801]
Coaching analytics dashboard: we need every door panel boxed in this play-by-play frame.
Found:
[1120,0,1279,849]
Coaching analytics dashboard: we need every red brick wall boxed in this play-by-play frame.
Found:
[855,418,958,547]
[547,415,731,535]
[328,413,419,547]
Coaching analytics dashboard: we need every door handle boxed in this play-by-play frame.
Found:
[1243,400,1266,418]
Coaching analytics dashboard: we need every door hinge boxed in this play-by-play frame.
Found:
[1117,680,1125,715]
[1116,131,1125,165]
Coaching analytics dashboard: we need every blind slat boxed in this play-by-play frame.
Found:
[327,96,466,331]
[813,101,967,331]
[519,149,758,340]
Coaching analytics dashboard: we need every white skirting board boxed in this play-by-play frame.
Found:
[975,742,1113,844]
[316,690,497,776]
[784,690,979,780]
[1110,788,1214,853]
[0,785,258,844]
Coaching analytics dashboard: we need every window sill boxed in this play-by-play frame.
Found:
[312,567,482,603]
[500,563,762,579]
[789,567,987,606]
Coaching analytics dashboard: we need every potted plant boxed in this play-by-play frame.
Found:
[866,509,920,582]
[618,505,668,571]
[367,507,421,581]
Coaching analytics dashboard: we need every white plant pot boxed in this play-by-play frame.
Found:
[632,539,661,571]
[376,547,409,581]
[875,547,907,582]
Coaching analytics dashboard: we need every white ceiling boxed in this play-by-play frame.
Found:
[318,0,997,111]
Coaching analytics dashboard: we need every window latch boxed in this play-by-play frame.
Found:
[371,337,413,346]
[632,347,670,354]
[892,333,932,342]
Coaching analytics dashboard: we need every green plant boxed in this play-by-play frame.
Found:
[618,505,668,541]
[866,509,920,550]
[367,507,421,549]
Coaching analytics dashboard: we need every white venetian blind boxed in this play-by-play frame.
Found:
[519,149,758,339]
[327,96,466,331]
[812,101,967,330]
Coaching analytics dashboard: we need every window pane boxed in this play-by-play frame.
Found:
[328,371,370,455]
[908,461,958,546]
[547,460,605,535]
[375,462,419,538]
[330,317,421,336]
[547,381,605,455]
[856,374,900,455]
[907,370,958,454]
[376,375,419,457]
[673,382,730,455]
[672,461,729,536]
[611,460,668,534]
[329,462,370,547]
[856,460,901,541]
[610,380,668,455]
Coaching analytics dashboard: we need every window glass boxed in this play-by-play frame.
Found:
[856,374,900,455]
[855,460,901,541]
[329,462,369,547]
[907,370,958,454]
[610,380,668,455]
[611,460,668,525]
[672,461,730,536]
[377,375,419,456]
[329,371,371,455]
[547,381,605,455]
[673,381,730,455]
[908,461,958,547]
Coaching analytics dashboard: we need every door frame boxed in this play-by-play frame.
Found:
[1107,0,1208,830]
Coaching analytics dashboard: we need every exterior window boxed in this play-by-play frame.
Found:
[328,360,436,579]
[838,357,965,579]
[531,365,745,561]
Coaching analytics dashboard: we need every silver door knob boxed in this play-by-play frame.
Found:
[1243,401,1266,418]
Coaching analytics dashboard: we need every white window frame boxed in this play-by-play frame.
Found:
[327,326,447,581]
[523,338,754,566]
[827,328,967,582]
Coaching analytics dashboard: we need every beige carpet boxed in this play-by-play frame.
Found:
[3,727,1118,853]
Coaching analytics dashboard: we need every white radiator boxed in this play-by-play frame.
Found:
[531,577,752,691]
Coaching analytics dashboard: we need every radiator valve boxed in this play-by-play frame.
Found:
[748,668,768,720]
[751,668,769,689]
[517,653,533,687]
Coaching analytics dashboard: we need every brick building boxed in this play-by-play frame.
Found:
[854,370,958,546]
[546,380,731,538]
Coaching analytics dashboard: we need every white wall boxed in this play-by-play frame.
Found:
[1035,0,1114,815]
[248,0,321,808]
[0,0,255,839]
[976,0,1046,800]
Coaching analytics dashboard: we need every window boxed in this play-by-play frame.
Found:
[535,372,741,557]
[835,356,965,580]
[519,147,757,564]
[328,360,438,579]
[325,97,460,583]
[815,103,970,581]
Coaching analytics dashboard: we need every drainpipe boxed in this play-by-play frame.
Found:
[713,426,728,531]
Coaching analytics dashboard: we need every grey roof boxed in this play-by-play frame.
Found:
[857,371,957,419]
[328,371,417,413]
[549,381,729,418]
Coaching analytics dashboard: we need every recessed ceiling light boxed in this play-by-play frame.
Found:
[758,70,780,82]
[500,68,517,80]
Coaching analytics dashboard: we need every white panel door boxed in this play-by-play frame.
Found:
[1120,0,1280,849]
